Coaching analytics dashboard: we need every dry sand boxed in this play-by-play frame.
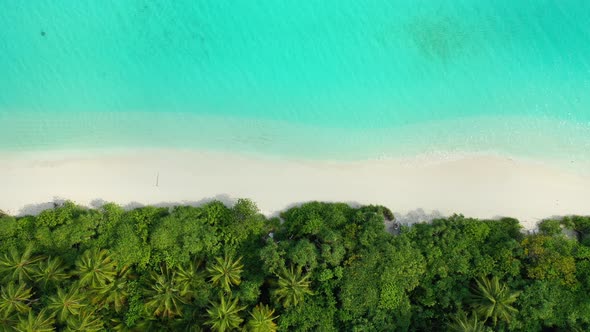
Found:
[1,149,590,230]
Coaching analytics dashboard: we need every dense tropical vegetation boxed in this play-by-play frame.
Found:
[0,199,589,331]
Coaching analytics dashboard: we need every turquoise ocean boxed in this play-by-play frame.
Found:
[1,1,590,161]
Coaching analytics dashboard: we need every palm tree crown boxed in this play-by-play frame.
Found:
[33,257,68,290]
[14,309,55,332]
[93,266,130,313]
[74,248,117,288]
[0,310,19,330]
[207,254,244,293]
[247,304,279,332]
[174,259,204,298]
[448,311,487,332]
[65,309,103,332]
[47,286,86,323]
[274,265,313,308]
[0,282,33,315]
[206,294,245,332]
[0,245,43,283]
[144,265,187,318]
[469,276,520,326]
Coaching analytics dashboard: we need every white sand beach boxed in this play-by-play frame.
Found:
[1,149,590,230]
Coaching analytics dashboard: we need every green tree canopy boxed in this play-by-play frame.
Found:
[0,200,587,331]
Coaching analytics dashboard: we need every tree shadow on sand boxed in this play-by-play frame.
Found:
[14,195,240,217]
[14,198,550,235]
[394,208,445,227]
[17,197,69,216]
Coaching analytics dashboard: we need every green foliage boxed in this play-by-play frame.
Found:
[259,242,285,275]
[468,276,520,326]
[206,294,245,332]
[522,235,578,286]
[565,216,590,245]
[274,266,313,308]
[150,206,219,266]
[74,248,117,288]
[143,264,188,318]
[207,254,244,293]
[93,266,130,313]
[0,215,18,253]
[448,311,488,332]
[0,282,33,315]
[47,287,86,323]
[287,240,318,271]
[247,304,278,332]
[0,245,43,283]
[0,200,588,330]
[14,309,54,332]
[538,219,563,236]
[109,222,149,269]
[236,280,261,306]
[33,257,68,290]
[512,279,590,331]
[174,259,206,299]
[64,309,103,331]
[35,202,78,228]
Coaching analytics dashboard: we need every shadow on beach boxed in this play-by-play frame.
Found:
[16,197,444,229]
[12,197,553,234]
[15,195,240,217]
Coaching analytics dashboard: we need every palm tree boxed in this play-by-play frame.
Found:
[207,254,244,293]
[144,265,187,318]
[0,245,43,283]
[33,257,68,290]
[109,317,154,332]
[469,276,520,326]
[14,309,55,332]
[448,311,486,332]
[108,318,132,332]
[46,286,86,323]
[205,294,245,332]
[0,282,33,315]
[247,304,278,332]
[74,248,117,288]
[170,305,206,332]
[93,266,130,313]
[175,259,204,298]
[65,309,103,332]
[274,265,313,308]
[0,310,19,331]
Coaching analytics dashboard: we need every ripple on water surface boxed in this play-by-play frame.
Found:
[0,0,589,162]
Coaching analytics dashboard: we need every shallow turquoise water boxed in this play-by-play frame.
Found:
[1,1,590,160]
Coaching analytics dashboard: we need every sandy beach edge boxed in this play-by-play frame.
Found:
[2,148,589,230]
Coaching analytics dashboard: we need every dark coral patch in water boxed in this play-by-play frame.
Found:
[407,15,469,61]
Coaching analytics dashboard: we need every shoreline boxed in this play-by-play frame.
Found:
[2,112,590,168]
[2,148,590,230]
